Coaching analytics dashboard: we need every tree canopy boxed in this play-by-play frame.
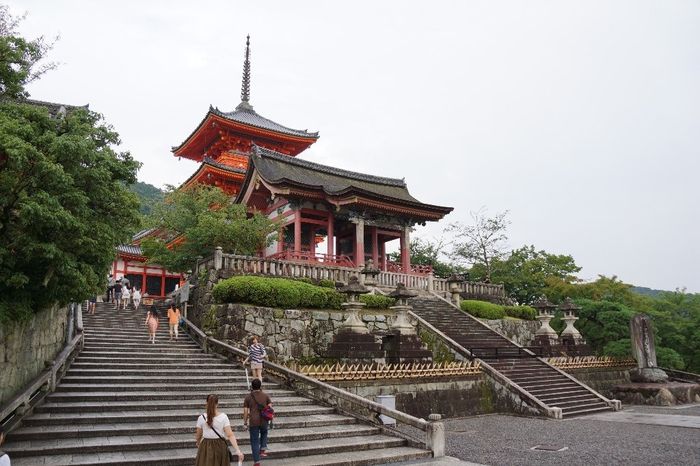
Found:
[140,184,279,273]
[448,209,510,281]
[0,8,141,323]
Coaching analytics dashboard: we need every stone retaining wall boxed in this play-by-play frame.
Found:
[479,318,540,346]
[561,367,631,398]
[0,304,70,406]
[198,303,407,363]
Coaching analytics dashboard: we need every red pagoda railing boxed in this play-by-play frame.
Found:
[267,250,355,268]
[385,260,433,276]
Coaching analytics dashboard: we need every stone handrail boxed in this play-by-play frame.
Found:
[183,319,444,457]
[407,308,558,419]
[432,278,505,298]
[376,270,430,290]
[0,304,84,431]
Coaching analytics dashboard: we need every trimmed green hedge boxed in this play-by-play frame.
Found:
[460,300,536,320]
[213,276,343,309]
[460,300,505,319]
[360,294,396,309]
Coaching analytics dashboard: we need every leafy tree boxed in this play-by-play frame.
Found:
[0,6,56,99]
[471,245,580,304]
[141,184,279,272]
[0,105,140,322]
[448,209,509,282]
[0,8,140,323]
[129,180,164,215]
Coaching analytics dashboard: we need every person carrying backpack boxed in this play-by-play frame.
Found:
[243,378,273,466]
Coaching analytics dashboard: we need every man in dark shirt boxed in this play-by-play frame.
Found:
[243,378,272,466]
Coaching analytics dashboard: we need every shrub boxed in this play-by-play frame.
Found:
[360,294,396,309]
[460,300,505,320]
[213,276,344,309]
[318,279,336,289]
[503,305,537,320]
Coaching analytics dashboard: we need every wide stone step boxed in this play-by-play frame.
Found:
[10,414,357,441]
[81,345,203,353]
[47,389,297,402]
[8,437,419,466]
[561,405,612,417]
[65,368,242,376]
[70,362,231,370]
[506,374,568,383]
[5,425,381,457]
[74,356,221,364]
[537,390,597,402]
[561,402,610,414]
[83,339,199,347]
[26,404,336,424]
[548,397,603,408]
[60,375,249,384]
[55,383,262,393]
[76,351,211,359]
[36,397,312,413]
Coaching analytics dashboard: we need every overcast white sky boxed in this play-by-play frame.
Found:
[8,1,700,292]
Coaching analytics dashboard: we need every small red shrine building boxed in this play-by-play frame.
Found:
[113,37,452,296]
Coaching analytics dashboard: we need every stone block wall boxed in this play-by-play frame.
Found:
[480,318,540,346]
[0,304,70,406]
[199,303,405,363]
[562,367,632,398]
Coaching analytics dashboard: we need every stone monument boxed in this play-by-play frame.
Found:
[532,296,558,348]
[629,314,668,383]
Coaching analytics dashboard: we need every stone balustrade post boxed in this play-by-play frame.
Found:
[427,272,434,292]
[426,420,445,457]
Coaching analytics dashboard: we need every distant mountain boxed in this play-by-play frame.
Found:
[631,286,668,298]
[129,181,164,215]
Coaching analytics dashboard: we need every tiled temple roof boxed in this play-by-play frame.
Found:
[22,98,88,118]
[247,146,453,216]
[211,105,319,139]
[116,244,143,256]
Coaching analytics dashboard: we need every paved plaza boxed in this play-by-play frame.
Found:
[439,403,700,465]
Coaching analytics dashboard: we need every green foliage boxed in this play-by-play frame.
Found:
[472,245,580,305]
[359,294,396,309]
[0,102,140,323]
[317,279,336,289]
[459,300,535,321]
[656,346,686,370]
[129,181,163,215]
[212,276,343,310]
[602,339,632,358]
[460,300,505,320]
[141,184,279,272]
[0,6,57,99]
[419,329,456,363]
[503,305,537,320]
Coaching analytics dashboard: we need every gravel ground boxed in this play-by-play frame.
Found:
[442,407,700,466]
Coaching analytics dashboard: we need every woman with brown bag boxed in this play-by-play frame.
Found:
[195,394,244,466]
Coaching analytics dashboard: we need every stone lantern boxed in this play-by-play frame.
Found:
[360,259,381,288]
[383,283,432,363]
[325,276,383,361]
[337,276,371,334]
[559,297,584,345]
[388,283,418,335]
[446,274,465,307]
[532,295,558,346]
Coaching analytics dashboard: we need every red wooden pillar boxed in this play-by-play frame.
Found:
[326,212,334,257]
[294,211,302,252]
[400,226,411,273]
[141,265,146,292]
[355,219,365,267]
[371,226,379,266]
[380,240,386,270]
[160,267,166,296]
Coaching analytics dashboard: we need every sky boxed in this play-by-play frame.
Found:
[8,0,700,292]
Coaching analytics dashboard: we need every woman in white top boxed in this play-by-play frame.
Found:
[132,287,142,310]
[195,394,243,466]
[120,285,130,310]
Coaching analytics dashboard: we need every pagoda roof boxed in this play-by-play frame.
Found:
[180,156,247,188]
[239,147,453,221]
[211,104,318,140]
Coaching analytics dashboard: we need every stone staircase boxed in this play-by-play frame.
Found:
[410,296,613,418]
[3,302,431,465]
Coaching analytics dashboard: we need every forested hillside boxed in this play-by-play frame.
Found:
[129,181,164,215]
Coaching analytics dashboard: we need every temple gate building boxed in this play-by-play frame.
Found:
[113,37,452,296]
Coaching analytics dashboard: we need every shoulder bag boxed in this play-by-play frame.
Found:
[201,413,234,462]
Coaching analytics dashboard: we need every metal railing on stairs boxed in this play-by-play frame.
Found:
[182,318,445,458]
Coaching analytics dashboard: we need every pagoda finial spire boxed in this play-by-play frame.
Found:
[238,35,252,110]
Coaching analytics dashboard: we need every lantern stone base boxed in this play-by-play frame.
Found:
[325,329,384,361]
[382,330,433,364]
